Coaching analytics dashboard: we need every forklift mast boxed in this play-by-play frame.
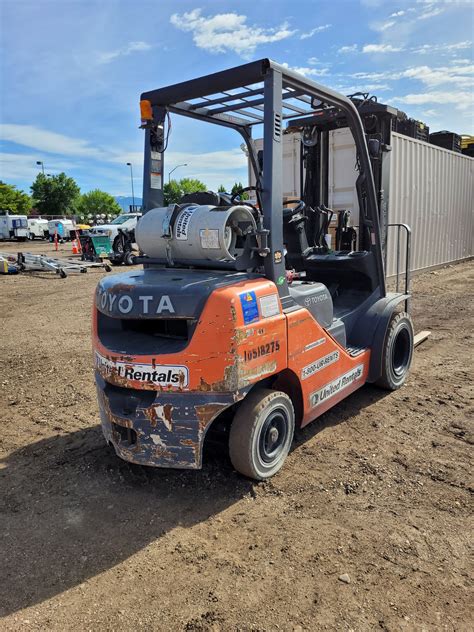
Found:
[139,59,387,303]
[287,97,399,267]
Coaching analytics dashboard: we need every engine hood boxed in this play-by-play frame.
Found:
[96,268,261,319]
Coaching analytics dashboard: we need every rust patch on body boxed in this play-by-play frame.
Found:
[195,403,228,431]
[180,438,197,447]
[238,360,277,386]
[144,404,174,430]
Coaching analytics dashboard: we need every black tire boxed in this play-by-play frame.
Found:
[29,233,35,240]
[229,389,295,480]
[124,251,135,266]
[376,311,414,390]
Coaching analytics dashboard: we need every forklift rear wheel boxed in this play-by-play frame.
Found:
[229,389,295,480]
[376,311,414,390]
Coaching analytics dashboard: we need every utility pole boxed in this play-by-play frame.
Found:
[126,162,135,210]
[168,163,187,183]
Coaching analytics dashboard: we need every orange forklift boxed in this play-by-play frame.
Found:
[93,59,413,480]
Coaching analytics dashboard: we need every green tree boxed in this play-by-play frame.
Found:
[231,182,249,200]
[31,172,80,216]
[217,184,226,192]
[76,189,122,220]
[163,177,207,205]
[0,181,32,215]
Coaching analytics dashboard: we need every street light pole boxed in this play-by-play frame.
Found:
[168,163,187,183]
[126,162,135,210]
[36,161,45,175]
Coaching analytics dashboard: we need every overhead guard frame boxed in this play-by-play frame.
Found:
[140,58,386,301]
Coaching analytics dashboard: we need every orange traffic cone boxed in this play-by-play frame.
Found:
[72,239,79,254]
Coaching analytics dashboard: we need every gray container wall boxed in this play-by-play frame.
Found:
[249,130,474,277]
[387,132,474,277]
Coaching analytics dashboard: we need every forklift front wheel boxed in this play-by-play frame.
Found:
[376,311,414,390]
[229,389,295,480]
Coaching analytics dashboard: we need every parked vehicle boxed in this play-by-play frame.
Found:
[48,218,76,242]
[28,218,49,240]
[89,213,141,250]
[0,211,29,241]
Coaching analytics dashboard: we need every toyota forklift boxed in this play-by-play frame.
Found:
[93,59,414,480]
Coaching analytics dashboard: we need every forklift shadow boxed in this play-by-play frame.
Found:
[292,383,391,449]
[0,425,252,616]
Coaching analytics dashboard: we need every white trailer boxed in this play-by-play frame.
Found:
[0,212,29,241]
[27,218,49,240]
[48,218,76,241]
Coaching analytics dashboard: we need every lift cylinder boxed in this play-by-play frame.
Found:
[136,204,256,262]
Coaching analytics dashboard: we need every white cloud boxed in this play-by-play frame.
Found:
[395,91,473,110]
[167,148,247,172]
[281,62,330,78]
[378,20,396,31]
[0,146,249,195]
[300,24,331,40]
[362,44,403,53]
[169,9,295,57]
[389,10,405,17]
[97,41,152,65]
[351,71,393,80]
[160,148,248,191]
[351,62,473,91]
[0,152,77,182]
[0,124,109,160]
[412,41,472,54]
[338,83,392,94]
[338,44,358,54]
[417,6,445,20]
[401,64,474,88]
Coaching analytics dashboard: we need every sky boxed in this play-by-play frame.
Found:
[0,0,473,199]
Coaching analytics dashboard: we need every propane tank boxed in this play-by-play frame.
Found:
[136,204,257,263]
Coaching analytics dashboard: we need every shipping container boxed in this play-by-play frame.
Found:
[249,130,474,277]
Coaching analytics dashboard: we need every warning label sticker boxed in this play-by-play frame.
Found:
[240,291,259,324]
[150,172,162,189]
[200,228,220,249]
[259,294,280,318]
[175,206,197,240]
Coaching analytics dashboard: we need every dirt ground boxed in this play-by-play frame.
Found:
[0,240,472,631]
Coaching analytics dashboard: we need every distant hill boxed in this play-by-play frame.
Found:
[115,196,143,212]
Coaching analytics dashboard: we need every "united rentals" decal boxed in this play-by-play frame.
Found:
[95,352,188,387]
[310,364,364,407]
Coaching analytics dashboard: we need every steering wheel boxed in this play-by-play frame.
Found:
[282,199,306,217]
[231,186,260,216]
